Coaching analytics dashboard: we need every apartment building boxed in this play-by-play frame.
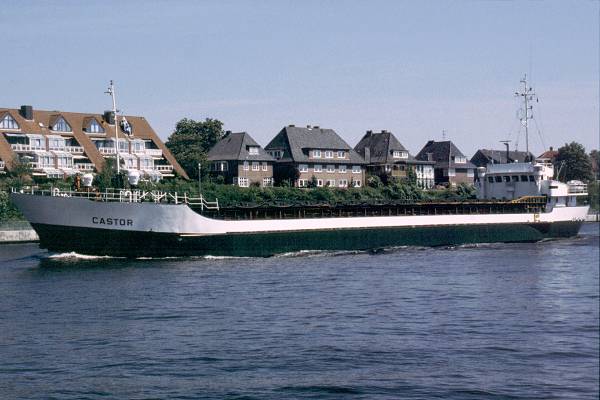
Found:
[0,105,186,180]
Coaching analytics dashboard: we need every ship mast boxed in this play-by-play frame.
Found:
[105,80,120,174]
[515,75,536,160]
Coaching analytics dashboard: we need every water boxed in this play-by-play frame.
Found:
[0,224,598,399]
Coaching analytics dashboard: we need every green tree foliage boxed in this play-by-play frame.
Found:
[590,149,599,180]
[7,158,32,186]
[165,118,224,179]
[555,142,592,182]
[588,181,599,211]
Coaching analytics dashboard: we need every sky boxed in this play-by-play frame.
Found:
[0,0,598,157]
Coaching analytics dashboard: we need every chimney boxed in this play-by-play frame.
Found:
[288,124,295,128]
[427,152,433,162]
[103,110,115,125]
[19,105,33,120]
[224,130,232,136]
[313,125,319,129]
[549,146,553,151]
[366,130,373,136]
[381,129,387,134]
[364,147,371,163]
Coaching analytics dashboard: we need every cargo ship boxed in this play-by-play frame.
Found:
[9,159,589,257]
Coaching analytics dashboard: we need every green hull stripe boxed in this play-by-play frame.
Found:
[31,222,583,258]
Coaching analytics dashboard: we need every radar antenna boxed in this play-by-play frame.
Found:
[514,75,537,161]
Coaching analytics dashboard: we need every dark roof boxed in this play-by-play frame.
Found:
[471,149,534,166]
[265,125,365,164]
[415,140,476,169]
[537,149,559,160]
[354,130,434,165]
[207,132,274,162]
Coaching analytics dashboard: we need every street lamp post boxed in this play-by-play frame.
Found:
[198,163,202,195]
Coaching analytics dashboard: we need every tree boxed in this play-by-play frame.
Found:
[554,142,592,182]
[7,158,32,186]
[165,118,224,179]
[590,149,599,180]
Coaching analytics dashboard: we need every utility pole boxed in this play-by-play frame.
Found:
[198,163,202,195]
[515,75,536,160]
[105,80,120,174]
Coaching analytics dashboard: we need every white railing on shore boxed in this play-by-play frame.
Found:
[567,182,588,194]
[12,187,219,210]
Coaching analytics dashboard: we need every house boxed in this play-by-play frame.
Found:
[415,140,475,186]
[471,148,534,166]
[537,146,559,164]
[265,125,366,188]
[354,130,435,189]
[0,105,186,180]
[470,148,534,180]
[207,131,275,187]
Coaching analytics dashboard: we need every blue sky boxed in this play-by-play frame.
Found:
[1,0,598,156]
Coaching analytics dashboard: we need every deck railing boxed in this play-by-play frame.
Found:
[11,187,219,210]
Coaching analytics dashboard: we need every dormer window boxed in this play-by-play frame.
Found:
[313,149,321,158]
[52,117,72,132]
[393,150,408,159]
[248,146,259,155]
[454,156,466,164]
[0,114,19,130]
[86,119,104,134]
[268,150,283,159]
[337,150,346,158]
[325,150,333,158]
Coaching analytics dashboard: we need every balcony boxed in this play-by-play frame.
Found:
[66,146,84,154]
[74,163,95,171]
[11,143,31,152]
[145,148,163,157]
[98,147,116,155]
[155,165,173,173]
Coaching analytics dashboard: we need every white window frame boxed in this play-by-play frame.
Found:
[325,150,333,159]
[313,149,321,158]
[237,177,249,187]
[353,180,362,188]
[454,156,466,164]
[317,179,324,187]
[299,164,308,172]
[313,164,322,172]
[262,162,268,171]
[298,179,307,187]
[339,165,347,173]
[327,179,335,187]
[252,161,259,171]
[52,117,72,132]
[326,164,335,173]
[447,168,456,177]
[0,114,19,130]
[337,150,345,159]
[243,161,249,171]
[87,119,104,134]
[338,179,348,188]
[248,146,259,155]
[352,165,361,174]
[262,177,273,187]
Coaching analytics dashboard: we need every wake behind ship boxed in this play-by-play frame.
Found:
[10,160,589,257]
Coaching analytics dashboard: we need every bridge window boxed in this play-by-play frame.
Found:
[494,176,502,183]
[487,176,494,183]
[503,176,510,182]
[528,175,535,182]
[520,175,528,182]
[511,175,519,182]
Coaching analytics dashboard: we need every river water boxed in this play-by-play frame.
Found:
[0,224,598,399]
